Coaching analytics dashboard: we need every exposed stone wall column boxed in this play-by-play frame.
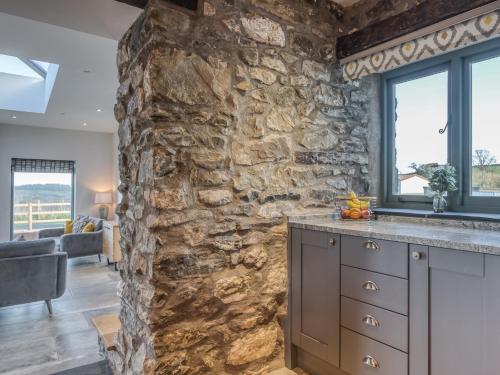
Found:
[111,1,373,374]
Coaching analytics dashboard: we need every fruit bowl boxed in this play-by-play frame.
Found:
[336,193,376,220]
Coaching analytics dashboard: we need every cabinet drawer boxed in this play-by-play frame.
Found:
[341,266,408,315]
[341,296,408,352]
[341,235,408,278]
[341,328,407,375]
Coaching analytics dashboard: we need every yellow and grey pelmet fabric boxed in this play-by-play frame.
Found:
[343,10,500,81]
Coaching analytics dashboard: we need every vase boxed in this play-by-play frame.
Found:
[433,194,447,213]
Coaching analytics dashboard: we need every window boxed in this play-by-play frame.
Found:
[0,54,46,79]
[469,55,500,197]
[383,38,500,212]
[11,159,75,239]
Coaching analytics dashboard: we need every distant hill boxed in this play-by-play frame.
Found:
[14,184,72,204]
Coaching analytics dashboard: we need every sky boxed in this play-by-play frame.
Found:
[395,55,500,175]
[14,172,72,186]
[395,70,448,174]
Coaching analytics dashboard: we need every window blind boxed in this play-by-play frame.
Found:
[11,158,75,174]
[343,5,500,80]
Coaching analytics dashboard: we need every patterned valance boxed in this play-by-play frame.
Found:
[11,158,75,174]
[343,10,500,81]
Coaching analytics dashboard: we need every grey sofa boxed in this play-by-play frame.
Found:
[0,238,67,315]
[39,216,104,260]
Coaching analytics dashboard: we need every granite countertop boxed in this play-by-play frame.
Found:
[288,214,500,256]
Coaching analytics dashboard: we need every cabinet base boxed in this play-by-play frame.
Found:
[291,347,347,375]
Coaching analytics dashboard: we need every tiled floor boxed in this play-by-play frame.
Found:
[51,360,113,375]
[0,257,306,375]
[0,257,120,375]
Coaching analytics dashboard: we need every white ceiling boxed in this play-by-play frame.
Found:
[0,1,141,133]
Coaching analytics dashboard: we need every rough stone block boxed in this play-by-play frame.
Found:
[226,326,279,365]
[241,16,286,47]
[198,189,233,206]
[232,136,291,166]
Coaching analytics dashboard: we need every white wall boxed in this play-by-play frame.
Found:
[400,176,429,195]
[0,123,116,241]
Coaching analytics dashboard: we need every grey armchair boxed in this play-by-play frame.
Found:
[39,217,104,260]
[0,238,67,315]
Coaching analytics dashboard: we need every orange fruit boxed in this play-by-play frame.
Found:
[350,211,362,219]
[341,209,351,219]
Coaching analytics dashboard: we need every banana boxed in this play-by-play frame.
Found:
[346,199,369,209]
[346,192,369,209]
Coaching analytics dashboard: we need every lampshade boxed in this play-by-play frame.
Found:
[94,192,113,204]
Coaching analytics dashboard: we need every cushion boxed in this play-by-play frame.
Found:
[72,215,91,233]
[0,238,55,259]
[82,222,95,233]
[64,220,73,234]
[89,217,104,231]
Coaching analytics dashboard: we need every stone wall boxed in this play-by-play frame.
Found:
[111,0,376,374]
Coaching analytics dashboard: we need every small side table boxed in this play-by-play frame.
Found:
[102,221,121,271]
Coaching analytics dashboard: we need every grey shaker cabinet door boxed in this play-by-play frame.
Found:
[291,228,340,368]
[409,246,500,375]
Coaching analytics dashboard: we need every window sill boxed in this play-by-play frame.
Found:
[374,208,500,223]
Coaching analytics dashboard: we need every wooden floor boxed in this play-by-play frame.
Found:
[270,368,308,375]
[0,257,120,375]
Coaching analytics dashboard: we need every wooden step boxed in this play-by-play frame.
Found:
[91,314,121,352]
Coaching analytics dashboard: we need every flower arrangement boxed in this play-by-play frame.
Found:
[428,165,458,212]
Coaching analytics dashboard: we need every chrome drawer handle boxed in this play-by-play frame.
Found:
[362,355,380,369]
[363,240,380,251]
[329,238,336,246]
[362,314,380,327]
[362,280,380,291]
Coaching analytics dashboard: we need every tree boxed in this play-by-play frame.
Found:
[408,162,438,179]
[473,149,496,168]
[473,149,497,188]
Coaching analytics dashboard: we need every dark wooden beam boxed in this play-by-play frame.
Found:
[114,0,198,10]
[115,0,148,8]
[337,0,498,60]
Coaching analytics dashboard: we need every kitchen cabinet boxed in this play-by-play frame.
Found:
[287,227,500,375]
[290,228,341,369]
[410,245,500,375]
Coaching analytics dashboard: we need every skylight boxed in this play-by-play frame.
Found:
[0,53,59,113]
[31,60,50,73]
[0,54,48,79]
